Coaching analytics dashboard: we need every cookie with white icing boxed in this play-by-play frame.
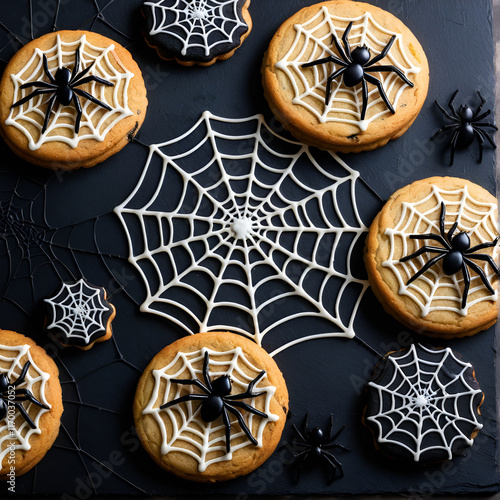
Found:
[262,1,429,152]
[142,0,252,66]
[133,331,288,482]
[0,329,63,480]
[364,344,483,464]
[44,279,116,351]
[365,176,499,338]
[0,30,147,170]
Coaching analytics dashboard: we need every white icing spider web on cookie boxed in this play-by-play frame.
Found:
[144,347,278,472]
[383,185,499,316]
[367,344,483,462]
[144,0,247,57]
[275,7,421,131]
[6,33,134,151]
[115,112,373,356]
[0,344,51,470]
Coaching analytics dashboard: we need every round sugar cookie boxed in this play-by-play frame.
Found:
[0,330,63,480]
[134,331,288,482]
[364,344,483,464]
[262,0,429,152]
[364,176,499,338]
[142,0,253,66]
[0,30,147,170]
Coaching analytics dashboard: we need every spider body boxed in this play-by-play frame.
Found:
[302,22,414,120]
[400,202,500,309]
[289,414,348,483]
[160,351,268,452]
[0,361,49,429]
[432,90,497,165]
[11,46,114,134]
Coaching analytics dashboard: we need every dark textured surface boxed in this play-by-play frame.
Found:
[0,0,497,497]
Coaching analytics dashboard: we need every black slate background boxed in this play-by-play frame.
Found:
[0,0,497,497]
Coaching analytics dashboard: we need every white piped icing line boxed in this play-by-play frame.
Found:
[367,344,483,462]
[383,185,499,317]
[6,34,134,150]
[144,0,247,57]
[0,344,51,472]
[143,347,278,472]
[275,8,421,132]
[44,279,112,347]
[114,112,370,357]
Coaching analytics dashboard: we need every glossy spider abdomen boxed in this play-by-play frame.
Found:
[442,232,470,275]
[0,373,10,393]
[200,375,232,422]
[55,67,74,105]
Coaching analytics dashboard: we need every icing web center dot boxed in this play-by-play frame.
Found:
[414,394,428,408]
[231,217,254,240]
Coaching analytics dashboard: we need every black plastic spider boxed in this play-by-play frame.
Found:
[302,22,413,120]
[432,90,497,166]
[288,413,348,483]
[11,46,114,134]
[160,351,268,453]
[0,361,49,429]
[400,202,500,308]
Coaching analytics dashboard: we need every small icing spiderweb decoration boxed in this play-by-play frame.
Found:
[0,344,51,470]
[367,344,483,462]
[144,0,247,57]
[383,185,499,316]
[6,33,134,151]
[44,279,111,346]
[115,112,372,356]
[275,7,421,131]
[143,347,278,472]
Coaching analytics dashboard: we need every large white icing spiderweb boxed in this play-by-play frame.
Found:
[0,344,51,472]
[367,344,483,462]
[383,185,499,316]
[144,0,247,57]
[143,347,278,472]
[6,33,134,151]
[115,112,371,356]
[275,7,421,131]
[44,279,111,346]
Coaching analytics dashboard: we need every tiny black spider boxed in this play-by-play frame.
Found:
[0,361,50,429]
[11,46,114,134]
[400,202,500,309]
[288,413,348,483]
[160,351,268,453]
[302,21,414,120]
[432,90,498,166]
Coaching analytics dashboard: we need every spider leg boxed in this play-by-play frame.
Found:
[473,121,498,131]
[329,424,346,442]
[448,90,460,118]
[42,94,57,134]
[463,257,496,295]
[326,414,334,439]
[431,124,459,141]
[72,94,83,134]
[226,370,266,400]
[325,67,347,107]
[435,99,459,122]
[225,400,268,419]
[222,406,232,453]
[292,422,307,443]
[461,261,471,310]
[465,253,500,276]
[225,405,258,446]
[13,401,37,429]
[42,54,56,84]
[170,377,210,394]
[472,90,486,118]
[409,233,450,249]
[12,361,31,387]
[71,45,81,81]
[472,128,485,163]
[473,125,497,149]
[323,443,349,451]
[12,389,49,409]
[20,81,57,90]
[447,222,458,243]
[201,351,213,393]
[73,88,112,111]
[293,451,310,483]
[302,55,347,69]
[159,393,207,410]
[340,22,352,61]
[364,64,413,87]
[303,413,310,436]
[73,75,114,88]
[70,60,95,87]
[360,78,368,121]
[321,451,344,481]
[468,236,500,254]
[406,253,446,285]
[448,128,460,166]
[472,110,492,122]
[365,35,396,66]
[12,88,55,108]
[364,73,394,114]
[400,246,446,262]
